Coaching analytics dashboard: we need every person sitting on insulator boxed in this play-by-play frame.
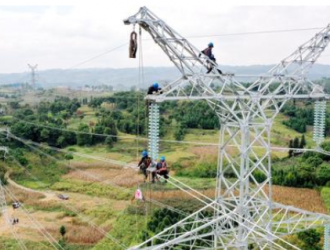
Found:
[138,150,152,182]
[200,42,222,74]
[152,156,169,183]
[147,82,162,95]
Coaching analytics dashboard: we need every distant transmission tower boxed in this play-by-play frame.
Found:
[27,64,38,90]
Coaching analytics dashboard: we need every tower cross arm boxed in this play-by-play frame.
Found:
[124,7,217,76]
[268,24,330,76]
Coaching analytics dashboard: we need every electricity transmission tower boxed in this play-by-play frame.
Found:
[27,64,38,90]
[125,7,330,249]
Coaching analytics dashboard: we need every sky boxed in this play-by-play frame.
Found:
[0,1,330,73]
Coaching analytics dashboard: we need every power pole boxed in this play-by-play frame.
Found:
[27,64,38,90]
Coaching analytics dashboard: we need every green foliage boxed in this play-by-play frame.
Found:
[253,170,267,183]
[11,148,28,166]
[175,161,217,178]
[174,123,186,141]
[171,101,220,130]
[297,229,322,250]
[105,136,114,148]
[92,212,146,250]
[139,208,213,247]
[64,154,74,161]
[77,123,92,146]
[273,149,330,188]
[300,134,306,148]
[11,151,68,188]
[60,225,67,238]
[50,179,131,200]
[282,103,314,133]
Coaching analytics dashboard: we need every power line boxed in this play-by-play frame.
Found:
[67,43,128,70]
[8,154,128,249]
[186,27,323,39]
[2,185,64,250]
[5,131,188,217]
[58,26,325,71]
[8,117,326,149]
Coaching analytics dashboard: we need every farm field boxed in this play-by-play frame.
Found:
[1,89,330,249]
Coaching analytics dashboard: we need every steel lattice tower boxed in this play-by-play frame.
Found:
[125,7,330,249]
[28,64,38,90]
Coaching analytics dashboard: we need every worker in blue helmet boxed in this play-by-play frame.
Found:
[147,82,162,95]
[152,156,169,183]
[138,150,152,182]
[200,42,222,75]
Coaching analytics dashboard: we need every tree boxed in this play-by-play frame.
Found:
[105,136,114,148]
[174,123,186,141]
[293,137,300,149]
[297,229,321,250]
[64,154,74,166]
[58,225,67,249]
[288,140,293,158]
[40,129,50,142]
[59,225,66,238]
[300,134,306,148]
[316,163,330,186]
[56,135,67,148]
[9,101,19,109]
[77,124,92,146]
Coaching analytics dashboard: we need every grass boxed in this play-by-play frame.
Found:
[0,237,53,250]
[8,150,69,189]
[321,187,330,213]
[92,211,146,250]
[50,179,132,200]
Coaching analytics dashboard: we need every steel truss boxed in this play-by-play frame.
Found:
[124,7,330,249]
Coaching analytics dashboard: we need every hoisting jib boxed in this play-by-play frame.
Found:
[129,31,138,58]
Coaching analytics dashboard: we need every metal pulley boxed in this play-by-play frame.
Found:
[129,29,138,58]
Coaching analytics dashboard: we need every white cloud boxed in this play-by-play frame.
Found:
[0,2,329,73]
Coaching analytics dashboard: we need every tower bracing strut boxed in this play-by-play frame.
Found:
[125,7,330,249]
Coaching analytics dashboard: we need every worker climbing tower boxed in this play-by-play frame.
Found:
[125,7,330,249]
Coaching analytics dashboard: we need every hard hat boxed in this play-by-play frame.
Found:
[142,150,148,157]
[208,42,214,47]
[160,156,165,161]
[153,82,159,89]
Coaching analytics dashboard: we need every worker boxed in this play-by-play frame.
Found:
[138,150,152,182]
[152,156,169,183]
[147,82,162,95]
[200,42,222,74]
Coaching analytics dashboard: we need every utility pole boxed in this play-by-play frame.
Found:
[27,64,38,90]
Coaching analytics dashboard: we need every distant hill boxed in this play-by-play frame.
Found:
[0,64,329,90]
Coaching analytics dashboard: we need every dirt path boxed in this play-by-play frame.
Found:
[5,171,56,201]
